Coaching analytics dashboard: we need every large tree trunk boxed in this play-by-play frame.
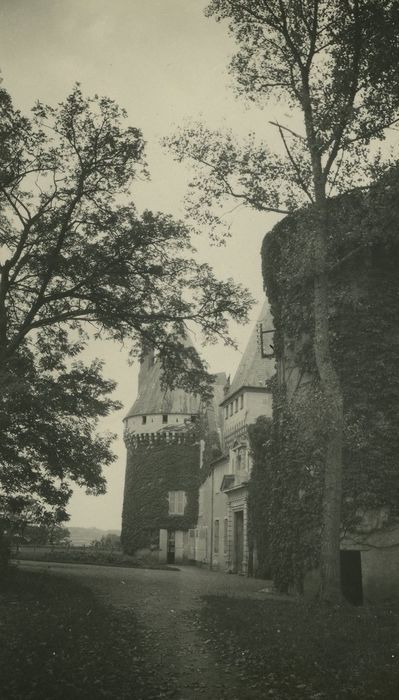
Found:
[312,196,344,602]
[300,69,345,600]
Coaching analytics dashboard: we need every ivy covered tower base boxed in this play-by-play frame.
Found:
[121,347,226,563]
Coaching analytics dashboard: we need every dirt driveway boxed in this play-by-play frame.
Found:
[18,561,274,699]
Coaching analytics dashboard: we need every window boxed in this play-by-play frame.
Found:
[229,403,233,416]
[234,398,238,413]
[214,519,220,554]
[142,415,147,425]
[240,394,244,409]
[168,491,186,515]
[224,518,228,554]
[162,414,168,424]
[225,406,228,420]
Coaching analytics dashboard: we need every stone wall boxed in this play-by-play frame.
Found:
[121,432,200,554]
[260,173,399,595]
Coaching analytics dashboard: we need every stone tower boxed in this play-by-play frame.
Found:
[121,345,226,564]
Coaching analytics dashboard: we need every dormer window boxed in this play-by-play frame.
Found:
[142,415,147,425]
[162,414,168,424]
[234,399,238,413]
[240,394,244,409]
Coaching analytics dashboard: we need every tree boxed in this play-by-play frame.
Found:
[0,84,252,522]
[91,533,121,549]
[23,523,71,546]
[0,345,120,523]
[165,1,399,600]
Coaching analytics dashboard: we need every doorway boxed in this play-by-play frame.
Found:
[167,529,175,564]
[234,510,244,573]
[340,550,363,605]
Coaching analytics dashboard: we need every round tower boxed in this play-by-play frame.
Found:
[121,349,202,563]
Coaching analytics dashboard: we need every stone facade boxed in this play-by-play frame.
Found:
[190,302,275,574]
[121,341,227,564]
[262,183,399,601]
[121,304,275,573]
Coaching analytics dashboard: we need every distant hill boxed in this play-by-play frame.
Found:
[68,527,120,546]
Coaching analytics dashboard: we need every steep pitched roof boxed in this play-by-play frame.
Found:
[205,372,228,434]
[221,300,275,405]
[124,358,201,419]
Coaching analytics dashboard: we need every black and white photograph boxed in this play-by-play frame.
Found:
[1,1,399,698]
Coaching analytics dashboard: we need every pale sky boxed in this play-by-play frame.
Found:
[0,0,284,529]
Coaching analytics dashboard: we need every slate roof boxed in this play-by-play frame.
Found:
[124,358,201,419]
[205,372,228,435]
[124,345,228,422]
[221,299,275,405]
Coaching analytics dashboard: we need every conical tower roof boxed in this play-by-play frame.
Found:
[221,299,275,404]
[124,362,201,419]
[124,333,203,420]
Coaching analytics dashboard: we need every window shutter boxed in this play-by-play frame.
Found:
[177,491,184,514]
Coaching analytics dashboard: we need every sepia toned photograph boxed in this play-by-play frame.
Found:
[1,1,398,698]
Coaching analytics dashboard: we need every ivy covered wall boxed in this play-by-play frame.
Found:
[121,433,200,554]
[253,171,399,592]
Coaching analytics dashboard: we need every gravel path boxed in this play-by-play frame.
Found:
[18,561,274,699]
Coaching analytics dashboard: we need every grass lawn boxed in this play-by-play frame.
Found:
[0,567,159,699]
[198,594,399,699]
[12,546,177,570]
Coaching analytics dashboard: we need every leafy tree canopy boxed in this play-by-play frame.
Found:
[21,523,71,546]
[165,0,399,235]
[0,84,252,523]
[0,84,251,383]
[0,344,119,523]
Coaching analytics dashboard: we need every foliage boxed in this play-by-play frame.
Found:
[0,83,252,385]
[22,524,71,545]
[247,415,273,579]
[166,1,399,235]
[249,395,325,592]
[0,83,252,521]
[0,531,10,572]
[0,344,119,522]
[257,176,399,591]
[11,546,175,569]
[199,430,224,484]
[91,532,121,549]
[165,0,399,599]
[121,433,200,554]
[199,594,399,698]
[196,403,224,483]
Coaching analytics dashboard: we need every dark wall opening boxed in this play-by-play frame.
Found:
[340,550,363,605]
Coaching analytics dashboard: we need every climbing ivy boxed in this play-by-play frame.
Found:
[254,171,399,592]
[247,415,273,580]
[121,434,200,554]
[248,383,325,591]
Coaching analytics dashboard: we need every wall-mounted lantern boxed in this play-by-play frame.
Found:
[256,322,275,358]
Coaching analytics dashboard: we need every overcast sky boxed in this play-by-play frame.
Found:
[0,0,284,530]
